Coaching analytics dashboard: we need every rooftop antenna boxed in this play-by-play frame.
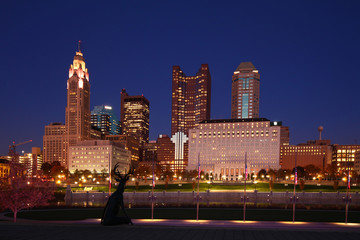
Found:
[78,40,81,52]
[318,126,323,140]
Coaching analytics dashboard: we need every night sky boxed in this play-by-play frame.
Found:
[1,0,360,156]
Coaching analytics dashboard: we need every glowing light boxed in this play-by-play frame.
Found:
[333,222,360,226]
[138,219,166,222]
[104,106,112,110]
[78,79,83,89]
[56,180,61,184]
[278,221,308,225]
[184,220,209,223]
[231,220,258,224]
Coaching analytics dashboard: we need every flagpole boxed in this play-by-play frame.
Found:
[293,149,297,223]
[151,152,155,220]
[196,153,200,221]
[345,160,351,224]
[243,152,247,222]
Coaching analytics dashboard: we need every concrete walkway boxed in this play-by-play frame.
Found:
[1,212,359,240]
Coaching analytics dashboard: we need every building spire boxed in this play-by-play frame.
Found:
[78,40,82,53]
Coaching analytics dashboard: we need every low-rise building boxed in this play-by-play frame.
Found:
[281,140,332,171]
[68,140,130,174]
[105,134,140,163]
[43,122,67,166]
[355,151,360,174]
[0,158,10,178]
[332,144,360,174]
[188,118,287,181]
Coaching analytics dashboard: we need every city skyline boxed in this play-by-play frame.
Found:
[1,1,360,155]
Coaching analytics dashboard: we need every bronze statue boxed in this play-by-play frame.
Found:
[101,163,133,226]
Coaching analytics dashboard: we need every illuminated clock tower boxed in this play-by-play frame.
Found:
[65,41,91,147]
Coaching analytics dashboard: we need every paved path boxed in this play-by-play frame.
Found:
[0,221,359,240]
[1,213,359,240]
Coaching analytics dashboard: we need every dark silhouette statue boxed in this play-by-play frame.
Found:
[101,163,133,226]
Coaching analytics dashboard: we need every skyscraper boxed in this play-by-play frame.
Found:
[171,64,211,136]
[91,105,120,135]
[171,64,211,172]
[43,43,91,166]
[120,89,149,146]
[231,62,260,119]
[65,44,91,146]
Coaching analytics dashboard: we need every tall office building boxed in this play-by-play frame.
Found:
[120,89,149,146]
[231,62,260,119]
[43,43,91,167]
[65,45,91,147]
[43,122,67,165]
[171,64,211,136]
[170,64,211,172]
[91,105,120,135]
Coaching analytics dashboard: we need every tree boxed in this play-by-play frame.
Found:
[292,166,305,178]
[258,169,267,179]
[40,162,52,177]
[326,164,338,179]
[269,179,274,191]
[299,179,305,190]
[135,165,151,179]
[163,166,174,180]
[0,152,54,222]
[304,164,321,179]
[267,169,277,180]
[276,169,290,179]
[101,168,108,180]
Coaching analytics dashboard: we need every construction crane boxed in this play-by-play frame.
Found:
[9,140,32,155]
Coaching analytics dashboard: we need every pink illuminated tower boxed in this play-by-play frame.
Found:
[65,41,91,147]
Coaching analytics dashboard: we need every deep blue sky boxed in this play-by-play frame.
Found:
[1,0,360,155]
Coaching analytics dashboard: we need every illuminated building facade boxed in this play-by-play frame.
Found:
[105,134,140,162]
[171,64,211,136]
[0,159,10,178]
[65,46,91,147]
[143,140,157,163]
[331,144,360,173]
[281,140,332,170]
[188,119,287,181]
[120,89,149,146]
[91,105,120,135]
[171,64,211,172]
[231,62,260,119]
[1,147,43,176]
[156,134,175,171]
[43,44,92,167]
[43,123,67,165]
[355,151,360,174]
[69,140,130,174]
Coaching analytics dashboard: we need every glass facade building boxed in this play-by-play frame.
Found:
[91,105,120,135]
[231,62,260,119]
[120,89,150,146]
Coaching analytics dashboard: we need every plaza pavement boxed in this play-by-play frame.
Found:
[0,212,359,240]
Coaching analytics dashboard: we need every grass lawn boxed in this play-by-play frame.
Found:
[62,182,360,193]
[4,208,360,223]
